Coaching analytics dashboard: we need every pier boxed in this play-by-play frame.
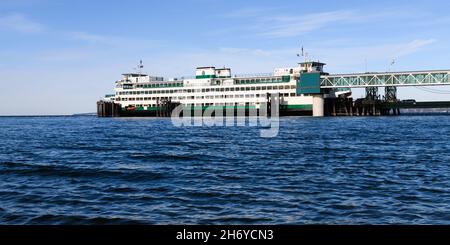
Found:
[96,101,121,117]
[324,98,450,116]
[313,69,450,116]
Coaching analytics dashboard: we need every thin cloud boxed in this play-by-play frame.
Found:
[395,39,436,57]
[219,47,272,57]
[308,39,438,73]
[37,49,93,62]
[65,31,162,50]
[261,10,356,38]
[222,8,357,38]
[221,7,428,39]
[0,13,44,33]
[67,31,107,43]
[222,6,284,18]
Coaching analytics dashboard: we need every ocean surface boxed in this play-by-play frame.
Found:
[0,115,449,224]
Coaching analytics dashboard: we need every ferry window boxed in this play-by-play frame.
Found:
[246,87,250,91]
[291,85,296,89]
[285,85,290,89]
[284,93,289,97]
[225,88,229,91]
[256,87,261,90]
[251,87,256,91]
[267,86,272,90]
[256,94,260,98]
[290,93,296,96]
[230,88,235,91]
[206,88,210,92]
[220,88,224,92]
[202,89,205,92]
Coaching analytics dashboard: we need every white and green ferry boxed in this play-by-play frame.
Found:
[100,61,342,117]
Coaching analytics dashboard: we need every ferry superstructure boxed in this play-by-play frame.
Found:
[100,61,337,117]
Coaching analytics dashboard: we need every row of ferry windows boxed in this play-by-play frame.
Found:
[117,85,296,95]
[234,77,285,84]
[117,93,297,101]
[126,78,286,89]
[132,103,258,108]
[133,83,183,88]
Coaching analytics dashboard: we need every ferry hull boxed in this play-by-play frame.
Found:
[97,101,312,117]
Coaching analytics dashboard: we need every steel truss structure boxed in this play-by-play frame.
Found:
[321,70,450,88]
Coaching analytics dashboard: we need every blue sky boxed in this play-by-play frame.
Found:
[1,0,450,115]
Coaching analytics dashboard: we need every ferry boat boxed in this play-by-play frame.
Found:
[98,61,345,117]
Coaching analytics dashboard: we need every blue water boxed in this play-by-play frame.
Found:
[0,116,449,224]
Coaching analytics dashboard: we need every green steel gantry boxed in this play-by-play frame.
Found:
[320,70,450,88]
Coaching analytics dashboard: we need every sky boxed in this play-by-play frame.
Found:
[1,0,450,115]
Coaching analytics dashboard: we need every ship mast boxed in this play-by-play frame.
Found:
[297,45,309,63]
[138,60,144,77]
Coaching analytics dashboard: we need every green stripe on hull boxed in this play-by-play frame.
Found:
[123,104,312,112]
[282,104,313,110]
[195,75,216,79]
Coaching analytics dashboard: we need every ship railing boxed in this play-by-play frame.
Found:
[170,73,276,81]
[232,72,275,78]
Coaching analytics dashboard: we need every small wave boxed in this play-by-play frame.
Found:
[0,161,165,182]
[200,216,273,224]
[27,214,148,225]
[128,152,203,161]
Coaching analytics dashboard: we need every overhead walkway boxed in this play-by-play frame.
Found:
[320,70,450,88]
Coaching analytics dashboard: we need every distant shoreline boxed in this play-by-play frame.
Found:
[0,113,96,117]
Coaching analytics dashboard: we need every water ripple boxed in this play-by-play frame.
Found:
[0,116,449,224]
